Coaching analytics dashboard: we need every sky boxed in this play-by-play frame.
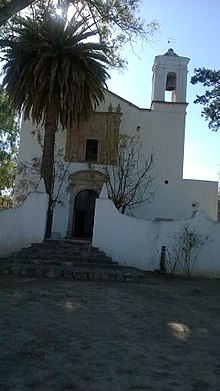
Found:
[107,0,220,183]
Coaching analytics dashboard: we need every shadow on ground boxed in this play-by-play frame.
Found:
[0,275,220,391]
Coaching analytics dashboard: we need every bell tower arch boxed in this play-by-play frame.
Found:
[151,48,190,104]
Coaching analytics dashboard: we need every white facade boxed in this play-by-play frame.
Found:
[14,49,218,240]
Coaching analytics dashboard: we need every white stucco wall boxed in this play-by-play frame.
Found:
[139,177,218,221]
[93,196,220,277]
[14,89,218,238]
[8,49,219,272]
[97,93,186,180]
[95,92,218,222]
[158,214,220,277]
[0,180,48,257]
[152,50,190,103]
[93,197,157,270]
[18,120,44,161]
[13,50,218,237]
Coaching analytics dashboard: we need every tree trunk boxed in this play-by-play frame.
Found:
[41,103,57,238]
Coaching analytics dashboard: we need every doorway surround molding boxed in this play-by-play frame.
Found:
[66,170,107,238]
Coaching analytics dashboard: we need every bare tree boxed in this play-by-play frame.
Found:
[89,133,157,215]
[165,224,210,277]
[15,141,70,208]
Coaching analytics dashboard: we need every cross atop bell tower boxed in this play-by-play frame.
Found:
[151,48,190,104]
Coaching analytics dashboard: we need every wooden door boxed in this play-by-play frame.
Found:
[73,190,98,239]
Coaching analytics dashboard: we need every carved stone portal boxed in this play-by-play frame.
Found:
[66,170,107,238]
[65,111,122,165]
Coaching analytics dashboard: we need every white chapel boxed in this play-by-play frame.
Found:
[15,48,218,240]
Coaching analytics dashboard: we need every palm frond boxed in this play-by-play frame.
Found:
[2,11,110,126]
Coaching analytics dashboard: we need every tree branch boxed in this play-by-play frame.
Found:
[0,0,34,27]
[0,38,14,47]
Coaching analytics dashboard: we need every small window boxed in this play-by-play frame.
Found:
[85,139,98,162]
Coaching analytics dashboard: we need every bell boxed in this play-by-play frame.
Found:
[166,73,176,91]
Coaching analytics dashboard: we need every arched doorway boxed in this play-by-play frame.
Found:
[72,189,98,239]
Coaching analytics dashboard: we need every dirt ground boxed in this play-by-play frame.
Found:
[0,274,220,391]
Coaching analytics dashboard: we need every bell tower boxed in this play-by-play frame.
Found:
[151,48,190,104]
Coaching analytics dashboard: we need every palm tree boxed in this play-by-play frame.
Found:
[2,9,110,236]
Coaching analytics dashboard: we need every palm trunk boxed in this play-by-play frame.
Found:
[41,103,57,238]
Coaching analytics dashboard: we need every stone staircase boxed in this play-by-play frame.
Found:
[0,239,144,282]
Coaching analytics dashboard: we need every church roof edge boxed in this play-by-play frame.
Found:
[105,88,151,112]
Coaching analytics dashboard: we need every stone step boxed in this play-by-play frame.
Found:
[10,250,111,261]
[1,259,120,268]
[29,244,90,251]
[21,245,104,256]
[0,262,144,282]
[0,240,121,281]
[45,239,91,245]
[31,252,112,263]
[31,240,93,249]
[27,245,95,252]
[7,256,117,265]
